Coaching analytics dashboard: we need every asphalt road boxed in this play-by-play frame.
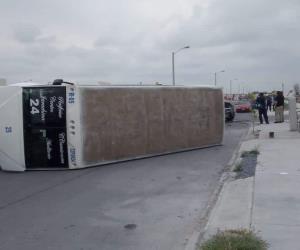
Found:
[0,114,251,250]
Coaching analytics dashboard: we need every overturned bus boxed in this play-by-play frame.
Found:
[0,81,224,171]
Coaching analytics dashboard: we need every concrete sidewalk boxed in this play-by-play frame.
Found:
[202,119,300,249]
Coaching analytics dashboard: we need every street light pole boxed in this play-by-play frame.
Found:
[172,46,190,86]
[214,72,216,86]
[172,52,175,86]
[214,70,225,86]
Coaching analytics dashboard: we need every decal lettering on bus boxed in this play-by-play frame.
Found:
[70,147,76,165]
[68,91,75,104]
[5,126,12,133]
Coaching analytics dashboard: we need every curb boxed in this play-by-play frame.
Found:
[198,126,260,246]
[184,124,252,250]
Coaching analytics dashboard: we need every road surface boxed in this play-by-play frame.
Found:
[0,114,251,250]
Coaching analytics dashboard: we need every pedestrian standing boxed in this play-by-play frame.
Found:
[266,95,272,112]
[272,95,276,111]
[256,93,269,124]
[274,91,284,123]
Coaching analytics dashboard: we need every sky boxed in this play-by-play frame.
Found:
[1,0,300,92]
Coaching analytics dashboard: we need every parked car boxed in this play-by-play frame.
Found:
[225,101,235,122]
[235,100,252,113]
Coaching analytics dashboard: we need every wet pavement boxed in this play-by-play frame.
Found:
[0,114,251,250]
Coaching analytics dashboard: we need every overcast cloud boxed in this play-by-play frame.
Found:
[1,0,300,92]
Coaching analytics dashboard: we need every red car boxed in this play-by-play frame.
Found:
[235,101,252,113]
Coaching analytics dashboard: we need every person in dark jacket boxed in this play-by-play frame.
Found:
[266,95,272,112]
[256,93,269,124]
[274,91,284,123]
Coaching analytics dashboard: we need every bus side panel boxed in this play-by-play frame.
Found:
[80,87,224,166]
